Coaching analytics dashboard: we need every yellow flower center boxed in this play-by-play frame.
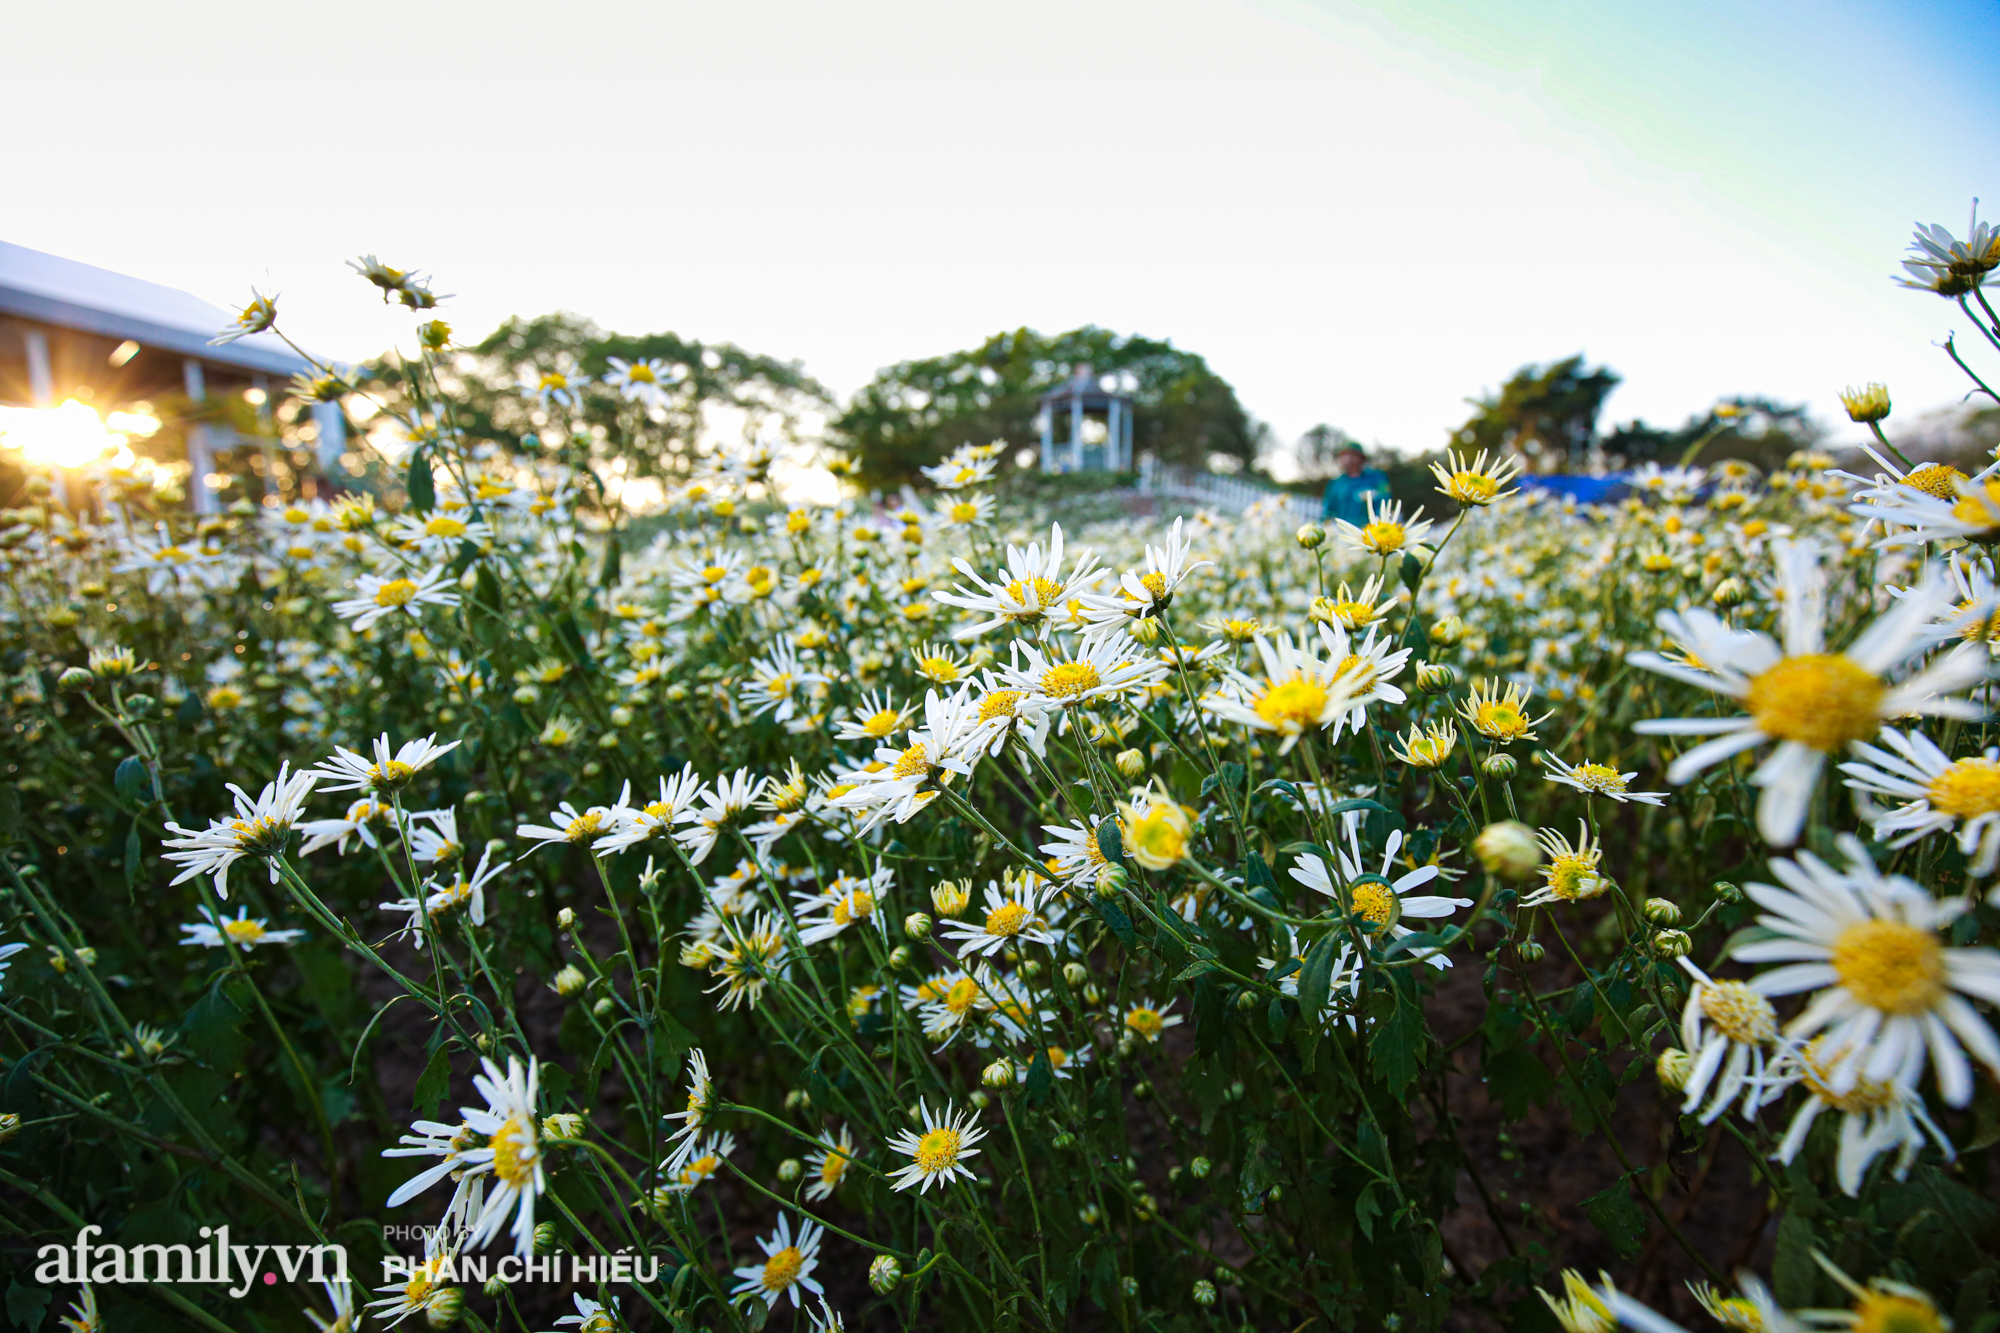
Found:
[1949,479,2000,530]
[1002,576,1064,615]
[1047,1046,1070,1069]
[1698,979,1778,1045]
[1542,854,1603,901]
[489,1114,537,1186]
[206,686,243,710]
[374,578,420,608]
[764,672,794,698]
[1901,463,1967,500]
[949,501,980,523]
[424,516,467,539]
[222,917,267,945]
[978,690,1023,722]
[1328,599,1379,627]
[1334,653,1377,692]
[1361,520,1406,552]
[831,891,874,926]
[1850,1290,1944,1333]
[1572,762,1627,793]
[1407,735,1450,766]
[983,901,1030,937]
[1125,809,1187,866]
[1140,571,1169,600]
[1799,1039,1897,1112]
[943,977,982,1013]
[1743,654,1884,751]
[1447,471,1499,504]
[1255,674,1329,732]
[564,812,604,841]
[1350,881,1398,926]
[228,814,288,854]
[1041,661,1103,699]
[1474,701,1528,739]
[368,759,416,789]
[1125,1007,1165,1040]
[819,1150,848,1187]
[891,742,930,780]
[1832,919,1946,1015]
[916,655,961,683]
[627,364,658,384]
[760,1246,803,1291]
[914,1126,962,1174]
[1927,756,2000,818]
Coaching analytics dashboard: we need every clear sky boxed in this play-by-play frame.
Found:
[6,0,1996,463]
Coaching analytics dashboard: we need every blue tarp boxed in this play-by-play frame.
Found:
[1519,474,1629,505]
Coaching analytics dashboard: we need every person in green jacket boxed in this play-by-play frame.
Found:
[1320,444,1389,527]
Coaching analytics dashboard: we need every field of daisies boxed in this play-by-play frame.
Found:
[4,214,2000,1333]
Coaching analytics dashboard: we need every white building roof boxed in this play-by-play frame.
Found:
[0,241,310,377]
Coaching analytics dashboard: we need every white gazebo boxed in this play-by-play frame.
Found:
[0,241,345,510]
[1037,364,1135,474]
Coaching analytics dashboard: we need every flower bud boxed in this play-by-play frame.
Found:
[1516,940,1546,964]
[511,685,540,705]
[123,693,156,716]
[1414,661,1456,693]
[0,1113,19,1145]
[1480,753,1517,778]
[1194,1279,1218,1307]
[1295,523,1326,550]
[1642,897,1681,926]
[969,1090,989,1109]
[541,1112,585,1141]
[476,1031,494,1052]
[1711,880,1743,904]
[552,965,587,998]
[1095,864,1128,897]
[1114,748,1147,779]
[532,1221,560,1254]
[556,907,576,930]
[869,1254,902,1294]
[1132,1081,1153,1101]
[1190,1155,1211,1178]
[1121,1276,1139,1299]
[1078,1203,1102,1225]
[1840,382,1891,424]
[610,705,634,727]
[1082,983,1102,1005]
[1235,989,1259,1011]
[930,880,969,916]
[785,1089,812,1111]
[1428,613,1469,648]
[591,997,615,1017]
[1062,961,1088,987]
[1656,1047,1694,1091]
[1711,577,1746,608]
[903,912,932,941]
[57,666,93,693]
[777,1158,803,1183]
[1473,821,1542,880]
[481,1276,509,1297]
[887,945,912,968]
[982,1059,1016,1089]
[1128,617,1162,644]
[1652,929,1692,959]
[425,1287,464,1328]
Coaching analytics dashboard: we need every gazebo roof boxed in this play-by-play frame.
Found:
[0,241,311,378]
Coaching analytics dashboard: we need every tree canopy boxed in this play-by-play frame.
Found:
[830,326,1258,491]
[1452,355,1621,470]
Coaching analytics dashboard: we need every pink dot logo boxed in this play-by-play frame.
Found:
[263,1273,277,1285]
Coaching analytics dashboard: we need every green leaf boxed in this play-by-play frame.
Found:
[1297,933,1337,1023]
[1025,1047,1053,1105]
[1368,977,1427,1098]
[1483,1047,1555,1121]
[1175,959,1219,981]
[123,819,141,889]
[1199,762,1247,802]
[1579,1177,1647,1259]
[6,1279,51,1331]
[1093,896,1134,947]
[598,533,624,588]
[1354,1181,1380,1239]
[413,1045,453,1118]
[1095,819,1123,865]
[114,754,148,804]
[406,445,436,514]
[1772,1210,1818,1307]
[1399,551,1424,594]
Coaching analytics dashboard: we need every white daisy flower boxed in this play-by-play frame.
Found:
[1333,496,1436,557]
[407,807,464,867]
[1840,727,2000,875]
[1730,836,2000,1107]
[1202,631,1365,754]
[161,762,321,898]
[803,1123,857,1202]
[391,511,493,558]
[657,1130,734,1194]
[1672,957,1782,1123]
[792,866,895,945]
[886,1098,986,1192]
[1518,823,1608,908]
[1122,996,1183,1044]
[1038,817,1115,891]
[303,1275,360,1333]
[179,906,305,951]
[315,733,461,795]
[1630,537,1983,845]
[331,565,461,632]
[591,766,709,857]
[516,798,618,850]
[921,450,998,489]
[828,689,984,834]
[365,1223,461,1328]
[991,637,1167,712]
[0,941,28,987]
[931,522,1107,640]
[1768,1035,1955,1198]
[1289,812,1469,969]
[381,847,511,942]
[739,642,829,723]
[384,1057,545,1256]
[937,875,1058,959]
[730,1213,825,1309]
[1313,619,1411,740]
[674,768,767,865]
[296,797,400,857]
[661,1048,716,1173]
[604,355,679,408]
[832,690,915,744]
[525,366,591,411]
[1539,754,1667,805]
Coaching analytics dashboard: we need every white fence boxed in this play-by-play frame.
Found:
[1136,456,1319,524]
